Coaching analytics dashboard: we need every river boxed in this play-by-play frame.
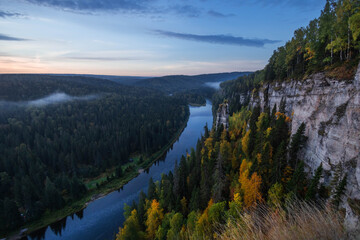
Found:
[27,100,213,240]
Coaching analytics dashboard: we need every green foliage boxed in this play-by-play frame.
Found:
[289,123,308,168]
[116,209,145,240]
[305,164,323,201]
[0,74,189,233]
[332,174,348,208]
[268,183,284,208]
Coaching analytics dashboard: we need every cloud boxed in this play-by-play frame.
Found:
[207,10,235,18]
[22,0,204,17]
[0,10,23,18]
[170,5,201,18]
[153,30,280,47]
[23,0,148,12]
[245,0,325,10]
[67,56,140,61]
[0,33,28,41]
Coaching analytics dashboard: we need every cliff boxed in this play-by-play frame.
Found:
[248,62,360,230]
[216,102,229,130]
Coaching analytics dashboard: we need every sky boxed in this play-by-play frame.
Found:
[0,0,326,76]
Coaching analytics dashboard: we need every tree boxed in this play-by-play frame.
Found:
[241,130,251,157]
[116,209,145,240]
[332,174,347,208]
[305,163,323,201]
[148,177,157,200]
[167,213,184,240]
[145,199,164,239]
[1,198,23,231]
[228,193,243,219]
[289,123,308,168]
[287,161,307,198]
[196,199,213,238]
[44,177,64,210]
[208,201,227,225]
[239,159,263,208]
[268,183,284,208]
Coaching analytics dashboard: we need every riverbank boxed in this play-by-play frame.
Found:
[189,102,206,107]
[4,110,190,240]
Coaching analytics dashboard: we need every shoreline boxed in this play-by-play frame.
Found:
[4,108,190,240]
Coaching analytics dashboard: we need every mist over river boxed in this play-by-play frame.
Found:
[26,100,213,240]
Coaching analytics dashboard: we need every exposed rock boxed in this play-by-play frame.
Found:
[248,62,360,231]
[216,102,229,130]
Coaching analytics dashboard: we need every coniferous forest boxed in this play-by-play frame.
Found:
[0,74,189,233]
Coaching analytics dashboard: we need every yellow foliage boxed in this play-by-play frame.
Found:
[146,199,164,239]
[265,127,272,138]
[241,130,251,157]
[116,209,144,240]
[233,193,241,203]
[257,153,262,164]
[239,160,263,208]
[196,199,214,238]
[243,173,263,208]
[282,165,293,184]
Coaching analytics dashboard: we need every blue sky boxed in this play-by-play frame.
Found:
[0,0,326,76]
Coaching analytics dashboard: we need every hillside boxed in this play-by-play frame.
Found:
[134,72,252,94]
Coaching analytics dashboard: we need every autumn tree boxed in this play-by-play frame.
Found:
[145,199,164,239]
[116,209,145,240]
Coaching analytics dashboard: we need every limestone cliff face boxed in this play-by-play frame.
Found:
[216,102,229,130]
[248,63,360,228]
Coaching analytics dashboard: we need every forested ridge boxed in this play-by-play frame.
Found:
[214,0,360,114]
[116,1,357,239]
[0,74,189,235]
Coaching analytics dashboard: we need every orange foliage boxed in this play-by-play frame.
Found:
[239,159,263,208]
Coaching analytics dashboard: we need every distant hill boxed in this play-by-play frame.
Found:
[133,72,252,93]
[0,74,152,101]
[51,74,149,85]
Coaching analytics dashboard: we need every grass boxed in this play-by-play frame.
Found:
[4,111,190,239]
[218,201,347,240]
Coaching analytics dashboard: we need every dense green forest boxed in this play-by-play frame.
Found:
[134,72,251,94]
[116,0,357,239]
[0,74,189,234]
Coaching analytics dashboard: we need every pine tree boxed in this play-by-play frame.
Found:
[148,177,157,200]
[305,163,323,201]
[332,174,347,208]
[287,161,307,198]
[289,122,308,168]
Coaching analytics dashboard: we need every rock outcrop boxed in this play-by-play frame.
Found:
[248,63,360,231]
[216,102,229,130]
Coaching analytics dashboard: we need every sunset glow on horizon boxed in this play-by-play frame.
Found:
[0,0,326,76]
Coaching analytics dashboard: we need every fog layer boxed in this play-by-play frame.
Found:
[0,92,98,108]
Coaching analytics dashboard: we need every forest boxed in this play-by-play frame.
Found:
[0,74,189,234]
[116,0,357,239]
[116,101,348,240]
